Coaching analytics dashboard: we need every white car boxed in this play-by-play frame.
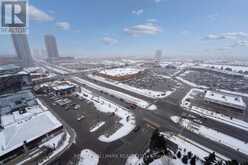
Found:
[74,104,80,110]
[77,115,85,121]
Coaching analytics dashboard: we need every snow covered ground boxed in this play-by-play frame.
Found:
[42,64,69,74]
[125,129,229,165]
[200,64,248,73]
[191,106,248,132]
[125,153,203,165]
[176,76,208,89]
[88,74,172,99]
[77,87,136,142]
[36,98,48,111]
[40,132,64,149]
[90,121,106,133]
[161,132,228,161]
[99,67,142,77]
[171,116,248,156]
[72,77,157,110]
[78,149,99,165]
[17,131,71,165]
[39,131,71,165]
[181,88,248,132]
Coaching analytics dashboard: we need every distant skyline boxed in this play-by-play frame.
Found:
[1,0,248,60]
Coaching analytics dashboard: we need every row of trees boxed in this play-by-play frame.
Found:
[143,129,245,165]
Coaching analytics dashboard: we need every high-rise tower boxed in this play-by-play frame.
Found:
[44,35,60,59]
[12,34,33,67]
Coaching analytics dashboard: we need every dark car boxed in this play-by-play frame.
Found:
[133,126,141,132]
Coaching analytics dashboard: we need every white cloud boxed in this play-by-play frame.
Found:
[29,5,54,22]
[56,21,71,30]
[204,32,248,40]
[101,37,118,45]
[132,9,144,16]
[124,23,161,36]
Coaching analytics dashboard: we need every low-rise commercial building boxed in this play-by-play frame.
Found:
[39,80,80,96]
[0,90,63,162]
[204,91,247,111]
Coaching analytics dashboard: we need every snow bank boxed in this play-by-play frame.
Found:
[191,106,248,132]
[90,121,105,133]
[77,87,136,142]
[171,116,248,156]
[78,149,99,165]
[125,154,203,165]
[36,98,48,111]
[176,77,208,89]
[88,74,172,99]
[73,77,157,110]
[161,132,228,161]
[125,154,143,165]
[181,88,248,132]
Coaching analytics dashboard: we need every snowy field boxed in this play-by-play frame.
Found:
[72,77,157,110]
[88,74,172,99]
[99,67,142,77]
[77,87,136,143]
[181,88,248,132]
[171,116,248,156]
[78,149,99,165]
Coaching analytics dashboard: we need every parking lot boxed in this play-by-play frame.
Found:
[123,70,180,92]
[37,91,156,165]
[42,93,125,138]
[152,66,179,76]
[180,70,248,93]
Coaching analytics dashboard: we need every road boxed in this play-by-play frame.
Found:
[39,66,248,164]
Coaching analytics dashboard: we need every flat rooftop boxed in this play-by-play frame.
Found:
[0,111,62,157]
[41,80,78,91]
[205,91,247,109]
[99,67,142,77]
[52,83,75,91]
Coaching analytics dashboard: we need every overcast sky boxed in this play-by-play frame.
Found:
[0,0,248,60]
